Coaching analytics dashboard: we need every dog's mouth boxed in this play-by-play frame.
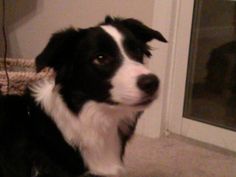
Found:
[105,96,157,107]
[133,97,156,107]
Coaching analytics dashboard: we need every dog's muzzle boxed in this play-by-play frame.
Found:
[137,74,159,95]
[130,73,159,107]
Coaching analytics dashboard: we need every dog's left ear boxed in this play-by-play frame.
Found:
[105,16,167,43]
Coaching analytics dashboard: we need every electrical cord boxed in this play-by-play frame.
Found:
[2,0,9,94]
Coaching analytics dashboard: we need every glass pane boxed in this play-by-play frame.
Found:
[184,0,236,131]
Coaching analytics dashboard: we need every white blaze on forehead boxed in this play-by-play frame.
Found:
[101,25,129,60]
[101,25,152,105]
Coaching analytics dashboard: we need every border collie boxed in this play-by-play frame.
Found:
[0,16,167,177]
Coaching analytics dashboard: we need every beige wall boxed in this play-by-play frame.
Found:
[2,0,155,58]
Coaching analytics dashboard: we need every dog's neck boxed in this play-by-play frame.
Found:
[30,78,138,176]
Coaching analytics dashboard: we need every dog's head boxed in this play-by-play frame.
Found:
[36,16,167,113]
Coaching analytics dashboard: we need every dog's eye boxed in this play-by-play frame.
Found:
[93,55,112,66]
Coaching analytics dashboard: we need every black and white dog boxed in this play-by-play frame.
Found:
[0,16,167,177]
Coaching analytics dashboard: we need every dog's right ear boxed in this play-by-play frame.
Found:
[36,28,83,72]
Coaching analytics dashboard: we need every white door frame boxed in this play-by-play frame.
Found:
[164,0,194,134]
[163,0,236,151]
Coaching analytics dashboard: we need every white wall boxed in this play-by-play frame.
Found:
[4,0,154,58]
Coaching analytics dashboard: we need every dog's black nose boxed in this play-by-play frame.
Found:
[137,74,159,95]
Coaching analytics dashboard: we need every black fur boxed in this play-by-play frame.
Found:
[0,16,166,177]
[0,94,86,177]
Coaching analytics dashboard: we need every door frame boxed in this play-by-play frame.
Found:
[164,0,236,151]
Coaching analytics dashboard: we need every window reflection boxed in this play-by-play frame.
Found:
[184,0,236,131]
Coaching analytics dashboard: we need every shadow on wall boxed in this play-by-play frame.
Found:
[0,0,38,57]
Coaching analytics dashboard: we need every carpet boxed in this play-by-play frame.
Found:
[123,134,236,177]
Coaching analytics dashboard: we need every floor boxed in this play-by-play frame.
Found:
[123,134,236,177]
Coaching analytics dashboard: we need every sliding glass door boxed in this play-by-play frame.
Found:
[167,0,236,151]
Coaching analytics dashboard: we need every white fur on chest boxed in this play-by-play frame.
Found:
[30,79,137,176]
[77,101,129,176]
